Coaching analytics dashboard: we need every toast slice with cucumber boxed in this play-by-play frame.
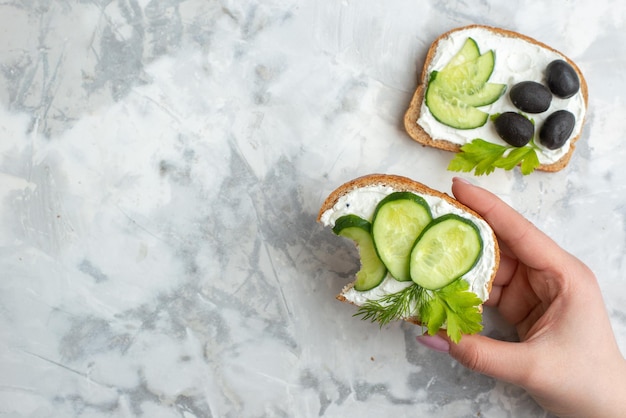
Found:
[317,174,500,343]
[404,25,588,174]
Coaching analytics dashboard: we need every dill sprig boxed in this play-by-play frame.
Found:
[353,283,430,327]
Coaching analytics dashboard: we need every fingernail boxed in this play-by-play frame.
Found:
[416,334,450,353]
[453,176,474,186]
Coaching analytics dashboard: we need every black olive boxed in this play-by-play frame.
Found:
[546,60,580,99]
[493,112,534,147]
[510,81,552,113]
[539,110,575,150]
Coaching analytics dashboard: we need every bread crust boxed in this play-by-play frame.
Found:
[318,174,500,322]
[404,24,589,172]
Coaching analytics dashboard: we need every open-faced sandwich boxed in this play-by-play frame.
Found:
[404,25,588,175]
[318,174,499,343]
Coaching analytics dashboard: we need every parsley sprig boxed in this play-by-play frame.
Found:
[419,279,483,343]
[448,138,541,176]
[354,279,483,343]
[447,113,543,175]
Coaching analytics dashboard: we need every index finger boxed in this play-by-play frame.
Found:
[451,177,565,271]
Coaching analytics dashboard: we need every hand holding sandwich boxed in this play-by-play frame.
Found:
[418,178,626,417]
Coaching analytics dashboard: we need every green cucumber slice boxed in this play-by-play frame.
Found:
[333,215,387,291]
[451,82,506,107]
[371,192,432,282]
[443,37,480,70]
[425,82,489,129]
[409,214,483,290]
[436,51,496,96]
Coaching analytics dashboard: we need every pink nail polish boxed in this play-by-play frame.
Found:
[416,334,450,353]
[453,176,473,186]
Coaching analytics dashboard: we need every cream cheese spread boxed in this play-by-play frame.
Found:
[417,27,586,165]
[320,184,496,303]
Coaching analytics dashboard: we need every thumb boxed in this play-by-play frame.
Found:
[417,332,530,385]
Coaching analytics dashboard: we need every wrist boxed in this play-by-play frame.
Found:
[582,357,626,418]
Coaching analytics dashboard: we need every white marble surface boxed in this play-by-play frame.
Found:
[1,1,625,417]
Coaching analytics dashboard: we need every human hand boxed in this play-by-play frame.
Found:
[416,177,626,417]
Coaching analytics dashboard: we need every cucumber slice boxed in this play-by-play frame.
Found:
[409,214,483,290]
[436,51,496,96]
[451,82,506,107]
[371,192,432,282]
[425,82,489,129]
[333,215,387,291]
[443,37,480,70]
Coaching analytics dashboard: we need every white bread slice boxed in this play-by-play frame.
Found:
[404,25,589,173]
[317,174,500,326]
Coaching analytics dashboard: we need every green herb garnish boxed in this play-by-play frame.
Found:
[354,279,483,343]
[354,283,428,326]
[420,279,483,343]
[448,138,541,176]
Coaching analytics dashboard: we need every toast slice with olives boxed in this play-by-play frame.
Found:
[404,25,588,174]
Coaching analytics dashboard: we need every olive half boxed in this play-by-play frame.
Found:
[510,81,552,114]
[493,112,534,147]
[539,110,575,150]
